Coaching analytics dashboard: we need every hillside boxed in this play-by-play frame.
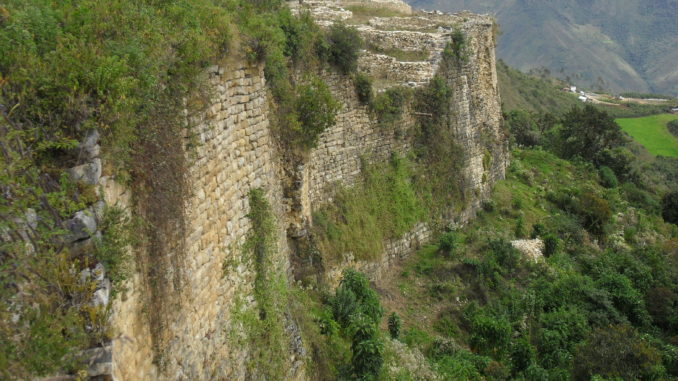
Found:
[408,0,678,96]
[497,60,580,115]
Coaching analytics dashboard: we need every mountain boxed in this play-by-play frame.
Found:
[407,0,678,95]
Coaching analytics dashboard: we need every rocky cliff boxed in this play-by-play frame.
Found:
[108,0,508,379]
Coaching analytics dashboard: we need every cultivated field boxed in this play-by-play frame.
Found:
[617,113,678,157]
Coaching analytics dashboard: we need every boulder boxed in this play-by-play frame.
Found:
[64,210,97,242]
[67,158,101,185]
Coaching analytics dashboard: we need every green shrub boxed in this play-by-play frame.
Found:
[354,72,373,105]
[543,234,558,257]
[622,183,660,214]
[668,119,678,139]
[598,166,618,188]
[469,313,512,358]
[557,105,625,166]
[515,216,526,238]
[294,76,341,148]
[439,232,457,257]
[334,269,383,326]
[661,190,678,224]
[573,325,662,381]
[349,314,384,380]
[510,338,536,375]
[324,23,362,74]
[371,86,411,127]
[530,223,546,239]
[388,312,401,339]
[444,27,469,64]
[577,191,611,236]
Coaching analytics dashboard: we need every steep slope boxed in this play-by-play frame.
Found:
[407,0,678,95]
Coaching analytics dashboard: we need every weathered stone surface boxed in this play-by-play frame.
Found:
[64,210,97,242]
[79,129,101,159]
[82,345,112,378]
[67,158,102,185]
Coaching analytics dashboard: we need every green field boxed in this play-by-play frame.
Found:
[616,113,678,157]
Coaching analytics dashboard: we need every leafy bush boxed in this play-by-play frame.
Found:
[444,27,469,64]
[515,216,526,238]
[388,312,401,339]
[354,72,373,106]
[573,325,663,381]
[294,76,341,148]
[333,269,383,327]
[371,86,411,127]
[622,183,660,214]
[578,191,612,236]
[558,105,625,166]
[506,110,541,147]
[543,234,559,257]
[468,313,512,358]
[598,166,618,188]
[661,190,678,224]
[530,223,546,239]
[324,23,362,74]
[668,119,678,139]
[438,232,457,257]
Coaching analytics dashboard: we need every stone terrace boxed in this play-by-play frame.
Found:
[289,0,495,88]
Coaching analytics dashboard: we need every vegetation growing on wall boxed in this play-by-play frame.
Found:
[232,189,290,379]
[313,154,424,263]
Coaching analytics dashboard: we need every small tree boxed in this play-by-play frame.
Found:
[294,76,341,148]
[325,23,362,74]
[558,105,625,165]
[388,312,401,339]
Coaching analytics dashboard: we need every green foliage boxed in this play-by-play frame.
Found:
[371,86,411,127]
[510,337,536,375]
[93,207,135,296]
[573,325,663,381]
[514,216,526,238]
[294,76,341,149]
[412,76,466,210]
[531,223,546,238]
[444,27,469,64]
[661,191,678,224]
[438,232,457,258]
[237,188,290,378]
[323,23,362,74]
[506,109,541,147]
[329,270,384,380]
[388,312,401,339]
[313,154,423,262]
[349,314,384,380]
[354,72,373,106]
[599,166,619,188]
[668,119,678,139]
[559,105,626,165]
[468,312,512,358]
[543,234,559,257]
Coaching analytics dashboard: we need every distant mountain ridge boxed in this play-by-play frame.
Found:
[407,0,678,95]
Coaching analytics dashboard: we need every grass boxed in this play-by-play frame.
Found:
[346,5,410,24]
[616,114,678,158]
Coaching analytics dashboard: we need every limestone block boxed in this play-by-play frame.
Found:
[67,158,102,185]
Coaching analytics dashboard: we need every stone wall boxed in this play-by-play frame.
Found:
[295,0,507,282]
[111,62,303,380]
[109,1,507,378]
